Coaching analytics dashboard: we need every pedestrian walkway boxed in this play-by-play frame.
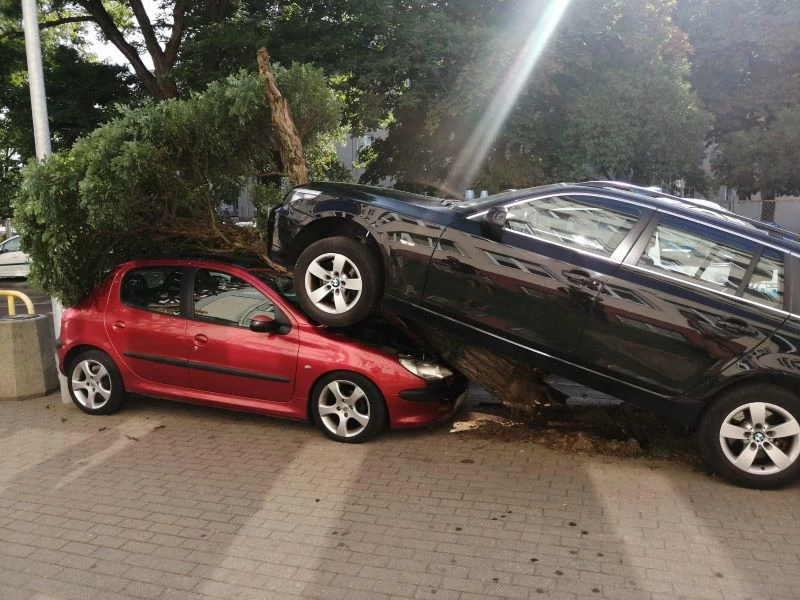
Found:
[0,394,798,600]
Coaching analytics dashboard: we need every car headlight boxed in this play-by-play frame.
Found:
[285,187,321,205]
[399,357,453,381]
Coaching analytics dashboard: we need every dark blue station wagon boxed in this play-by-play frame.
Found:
[268,180,800,488]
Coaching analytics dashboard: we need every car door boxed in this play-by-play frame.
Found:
[423,193,652,363]
[186,267,299,402]
[0,236,28,277]
[578,212,790,398]
[106,265,190,387]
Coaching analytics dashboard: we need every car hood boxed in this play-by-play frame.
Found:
[298,182,463,223]
[313,313,436,360]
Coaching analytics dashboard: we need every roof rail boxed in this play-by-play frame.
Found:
[578,180,800,245]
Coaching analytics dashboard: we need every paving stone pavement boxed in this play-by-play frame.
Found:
[1,393,799,600]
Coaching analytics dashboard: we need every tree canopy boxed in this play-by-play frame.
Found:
[14,64,343,305]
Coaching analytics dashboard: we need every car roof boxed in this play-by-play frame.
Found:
[472,181,800,254]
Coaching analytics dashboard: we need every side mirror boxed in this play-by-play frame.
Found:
[250,314,279,333]
[480,206,508,241]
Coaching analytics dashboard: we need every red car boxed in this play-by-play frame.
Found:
[56,258,466,442]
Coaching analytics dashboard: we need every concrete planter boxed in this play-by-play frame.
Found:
[0,314,59,400]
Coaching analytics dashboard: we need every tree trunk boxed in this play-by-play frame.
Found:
[760,184,776,221]
[404,320,565,420]
[257,48,309,186]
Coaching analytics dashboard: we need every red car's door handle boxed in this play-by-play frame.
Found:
[193,334,208,345]
[111,320,125,331]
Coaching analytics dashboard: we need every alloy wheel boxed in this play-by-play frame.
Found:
[719,401,800,475]
[71,359,113,411]
[317,380,371,438]
[304,253,363,314]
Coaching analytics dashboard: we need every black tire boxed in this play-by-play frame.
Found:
[294,236,381,327]
[697,384,800,489]
[67,349,127,415]
[310,371,387,443]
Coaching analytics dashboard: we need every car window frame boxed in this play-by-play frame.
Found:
[468,191,656,264]
[118,264,190,319]
[186,266,290,331]
[623,211,791,315]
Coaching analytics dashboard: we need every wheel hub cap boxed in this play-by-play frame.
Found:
[719,401,800,476]
[304,253,363,315]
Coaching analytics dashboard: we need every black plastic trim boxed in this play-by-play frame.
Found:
[400,378,469,402]
[122,351,290,383]
[54,338,63,350]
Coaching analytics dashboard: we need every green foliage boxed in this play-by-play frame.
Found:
[713,105,800,197]
[14,65,344,305]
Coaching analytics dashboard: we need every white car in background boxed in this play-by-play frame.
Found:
[0,236,30,278]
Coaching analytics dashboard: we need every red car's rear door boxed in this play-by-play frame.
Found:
[105,264,189,387]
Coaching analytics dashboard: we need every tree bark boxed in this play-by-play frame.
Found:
[257,48,309,186]
[760,184,776,221]
[404,320,565,420]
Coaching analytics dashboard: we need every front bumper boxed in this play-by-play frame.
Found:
[390,376,469,429]
[400,376,468,402]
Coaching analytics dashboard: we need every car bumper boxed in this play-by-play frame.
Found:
[389,377,468,429]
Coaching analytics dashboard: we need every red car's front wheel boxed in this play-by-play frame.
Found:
[310,372,387,443]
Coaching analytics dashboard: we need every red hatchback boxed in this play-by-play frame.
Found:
[56,258,466,442]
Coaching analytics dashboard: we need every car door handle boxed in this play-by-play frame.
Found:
[111,320,125,331]
[193,334,208,345]
[564,269,601,290]
[717,317,748,328]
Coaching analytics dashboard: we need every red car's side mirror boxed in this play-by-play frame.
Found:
[250,314,279,333]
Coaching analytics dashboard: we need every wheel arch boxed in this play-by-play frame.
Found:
[64,344,104,373]
[287,217,385,273]
[693,372,800,431]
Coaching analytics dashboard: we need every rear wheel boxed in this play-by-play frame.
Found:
[294,236,381,327]
[698,384,800,488]
[68,350,126,415]
[310,372,387,443]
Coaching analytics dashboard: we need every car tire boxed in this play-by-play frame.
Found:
[310,371,387,443]
[697,384,800,489]
[68,350,126,415]
[295,236,381,327]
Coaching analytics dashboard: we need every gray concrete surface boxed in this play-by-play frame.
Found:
[1,393,799,600]
[0,314,59,399]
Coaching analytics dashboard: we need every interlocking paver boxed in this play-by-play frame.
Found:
[2,393,800,600]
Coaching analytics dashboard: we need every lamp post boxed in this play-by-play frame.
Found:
[21,0,69,402]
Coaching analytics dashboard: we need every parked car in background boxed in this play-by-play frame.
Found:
[0,236,30,278]
[268,180,800,488]
[56,258,465,443]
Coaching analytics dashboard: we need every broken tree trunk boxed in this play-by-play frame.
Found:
[404,320,567,420]
[257,47,309,186]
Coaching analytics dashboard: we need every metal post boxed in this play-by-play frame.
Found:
[21,0,69,403]
[21,0,51,159]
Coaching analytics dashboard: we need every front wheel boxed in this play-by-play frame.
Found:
[294,236,381,327]
[698,384,800,489]
[310,372,387,443]
[68,350,127,415]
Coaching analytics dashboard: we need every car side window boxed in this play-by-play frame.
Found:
[120,267,183,316]
[193,269,276,328]
[637,219,755,297]
[3,237,20,252]
[743,249,784,309]
[504,195,642,257]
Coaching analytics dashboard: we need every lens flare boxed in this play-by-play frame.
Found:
[445,0,573,194]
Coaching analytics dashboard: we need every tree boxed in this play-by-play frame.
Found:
[360,0,710,194]
[712,106,800,220]
[0,17,135,214]
[677,0,800,217]
[14,63,343,306]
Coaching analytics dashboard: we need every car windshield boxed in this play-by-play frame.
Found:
[247,269,300,308]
